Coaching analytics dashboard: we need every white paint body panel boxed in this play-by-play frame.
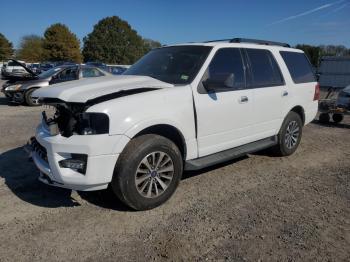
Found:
[32,41,318,191]
[33,75,173,103]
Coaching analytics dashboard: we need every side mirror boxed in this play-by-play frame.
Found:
[203,73,235,92]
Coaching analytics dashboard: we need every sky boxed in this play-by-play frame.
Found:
[0,0,349,48]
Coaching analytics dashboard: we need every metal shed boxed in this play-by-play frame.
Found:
[318,56,350,89]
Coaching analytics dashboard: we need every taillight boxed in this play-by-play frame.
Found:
[314,83,320,101]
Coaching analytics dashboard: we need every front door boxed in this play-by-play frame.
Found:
[193,48,254,157]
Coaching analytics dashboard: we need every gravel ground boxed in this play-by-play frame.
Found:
[0,80,349,261]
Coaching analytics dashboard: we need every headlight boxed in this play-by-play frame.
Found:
[76,113,109,135]
[5,84,22,91]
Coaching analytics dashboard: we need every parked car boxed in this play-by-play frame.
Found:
[1,60,29,79]
[2,62,111,106]
[39,62,55,72]
[28,63,41,74]
[337,85,350,110]
[27,38,319,210]
[105,65,130,75]
[85,61,107,69]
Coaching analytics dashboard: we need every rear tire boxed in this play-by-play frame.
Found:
[111,134,183,211]
[332,113,343,123]
[319,113,330,124]
[271,111,303,156]
[25,89,40,106]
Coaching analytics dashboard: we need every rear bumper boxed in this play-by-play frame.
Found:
[26,123,130,191]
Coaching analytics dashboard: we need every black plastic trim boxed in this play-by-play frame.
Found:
[203,38,290,48]
[185,136,277,170]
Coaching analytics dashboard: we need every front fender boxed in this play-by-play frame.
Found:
[87,85,198,159]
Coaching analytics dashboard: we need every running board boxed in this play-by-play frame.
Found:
[185,136,278,171]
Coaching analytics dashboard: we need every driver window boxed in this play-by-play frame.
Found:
[205,48,245,89]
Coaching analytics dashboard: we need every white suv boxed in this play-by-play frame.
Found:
[29,38,319,210]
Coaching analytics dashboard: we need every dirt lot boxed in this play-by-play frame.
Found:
[0,81,349,261]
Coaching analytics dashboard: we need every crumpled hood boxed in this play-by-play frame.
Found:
[33,75,174,103]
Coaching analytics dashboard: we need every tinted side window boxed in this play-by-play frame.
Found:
[246,49,284,87]
[280,51,315,83]
[206,48,245,89]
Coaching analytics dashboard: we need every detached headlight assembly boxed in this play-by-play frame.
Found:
[77,113,109,135]
[5,84,22,91]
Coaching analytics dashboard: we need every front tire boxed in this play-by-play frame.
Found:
[272,111,303,156]
[25,89,40,106]
[111,134,183,211]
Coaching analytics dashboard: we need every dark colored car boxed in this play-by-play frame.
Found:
[2,61,111,106]
[28,63,41,74]
[85,61,107,70]
[39,62,55,72]
[105,65,129,75]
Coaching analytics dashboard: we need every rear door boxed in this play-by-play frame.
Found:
[194,48,255,157]
[244,48,287,138]
[279,51,317,124]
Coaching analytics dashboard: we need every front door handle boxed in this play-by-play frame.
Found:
[282,91,289,97]
[239,96,249,103]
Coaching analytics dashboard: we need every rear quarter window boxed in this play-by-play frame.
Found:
[280,51,315,84]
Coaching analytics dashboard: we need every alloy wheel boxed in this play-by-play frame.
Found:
[284,120,300,149]
[135,151,174,198]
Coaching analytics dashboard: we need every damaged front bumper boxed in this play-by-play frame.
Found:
[1,90,24,103]
[25,119,130,191]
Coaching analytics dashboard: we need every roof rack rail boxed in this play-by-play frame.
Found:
[204,39,231,43]
[230,38,290,47]
[203,38,290,47]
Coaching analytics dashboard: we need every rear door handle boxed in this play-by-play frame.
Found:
[239,96,249,103]
[282,91,288,97]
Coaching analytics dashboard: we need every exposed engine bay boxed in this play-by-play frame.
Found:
[43,102,90,137]
[40,87,159,137]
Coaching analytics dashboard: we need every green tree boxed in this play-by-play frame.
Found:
[43,23,82,63]
[295,44,321,67]
[16,35,44,62]
[0,33,14,61]
[83,16,158,64]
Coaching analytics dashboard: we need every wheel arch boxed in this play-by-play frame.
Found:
[132,124,187,159]
[290,105,305,125]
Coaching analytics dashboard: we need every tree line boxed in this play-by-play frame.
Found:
[1,16,349,66]
[0,16,161,64]
[295,44,350,67]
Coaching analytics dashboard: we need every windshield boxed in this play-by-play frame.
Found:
[38,67,62,79]
[124,45,212,84]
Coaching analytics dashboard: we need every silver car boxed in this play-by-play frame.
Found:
[2,63,111,106]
